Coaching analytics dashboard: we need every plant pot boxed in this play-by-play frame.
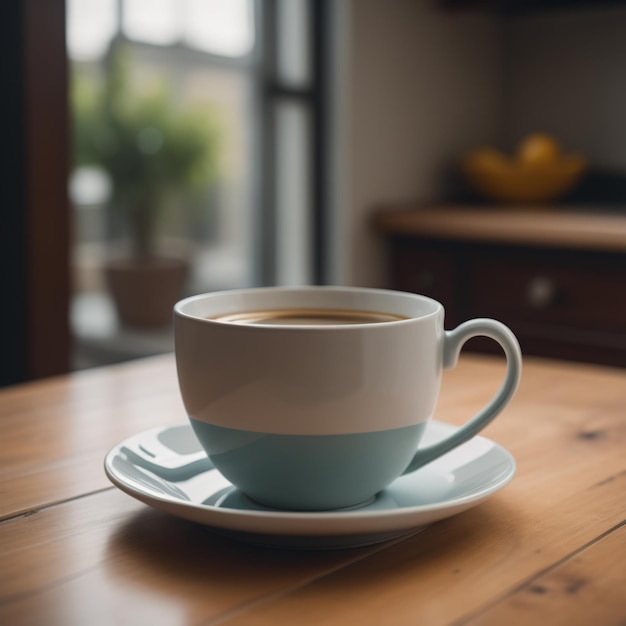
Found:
[105,256,189,329]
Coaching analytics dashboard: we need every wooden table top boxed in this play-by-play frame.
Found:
[374,205,626,252]
[1,353,624,625]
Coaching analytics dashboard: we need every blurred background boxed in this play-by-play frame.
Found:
[3,0,626,386]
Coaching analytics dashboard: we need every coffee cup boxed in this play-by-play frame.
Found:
[174,286,522,511]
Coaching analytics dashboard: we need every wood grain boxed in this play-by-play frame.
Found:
[464,523,626,625]
[1,353,625,625]
[0,356,184,519]
[0,490,398,626]
[374,206,626,252]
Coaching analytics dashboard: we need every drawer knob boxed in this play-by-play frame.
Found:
[527,277,558,308]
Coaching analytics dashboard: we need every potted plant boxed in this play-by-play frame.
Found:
[72,46,219,328]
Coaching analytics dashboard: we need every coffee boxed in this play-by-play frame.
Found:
[211,308,408,326]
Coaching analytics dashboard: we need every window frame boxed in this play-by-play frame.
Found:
[1,0,71,386]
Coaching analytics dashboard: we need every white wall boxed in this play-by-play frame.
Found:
[335,0,501,287]
[503,7,626,168]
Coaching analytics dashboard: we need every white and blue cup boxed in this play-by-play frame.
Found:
[174,286,522,511]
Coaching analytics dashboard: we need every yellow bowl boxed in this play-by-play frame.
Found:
[462,148,586,204]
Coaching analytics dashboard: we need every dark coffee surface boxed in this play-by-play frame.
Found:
[210,308,407,326]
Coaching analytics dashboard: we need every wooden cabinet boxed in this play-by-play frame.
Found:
[376,207,626,367]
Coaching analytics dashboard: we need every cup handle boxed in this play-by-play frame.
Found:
[403,318,522,474]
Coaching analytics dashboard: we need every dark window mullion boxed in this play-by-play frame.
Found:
[259,0,326,286]
[255,0,278,285]
[310,0,328,285]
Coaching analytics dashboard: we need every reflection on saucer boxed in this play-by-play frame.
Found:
[205,488,393,514]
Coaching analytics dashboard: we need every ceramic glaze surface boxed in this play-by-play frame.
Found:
[175,288,443,436]
[174,287,521,510]
[190,420,427,510]
[104,422,517,549]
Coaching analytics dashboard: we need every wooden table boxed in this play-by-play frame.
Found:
[1,354,625,625]
[373,205,626,252]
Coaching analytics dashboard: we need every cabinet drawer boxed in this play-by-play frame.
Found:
[469,259,626,332]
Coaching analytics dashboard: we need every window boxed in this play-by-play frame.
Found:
[67,0,255,58]
[67,0,328,368]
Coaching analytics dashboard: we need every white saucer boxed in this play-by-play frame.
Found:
[104,421,515,549]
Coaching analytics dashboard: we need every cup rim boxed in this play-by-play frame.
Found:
[174,286,442,330]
